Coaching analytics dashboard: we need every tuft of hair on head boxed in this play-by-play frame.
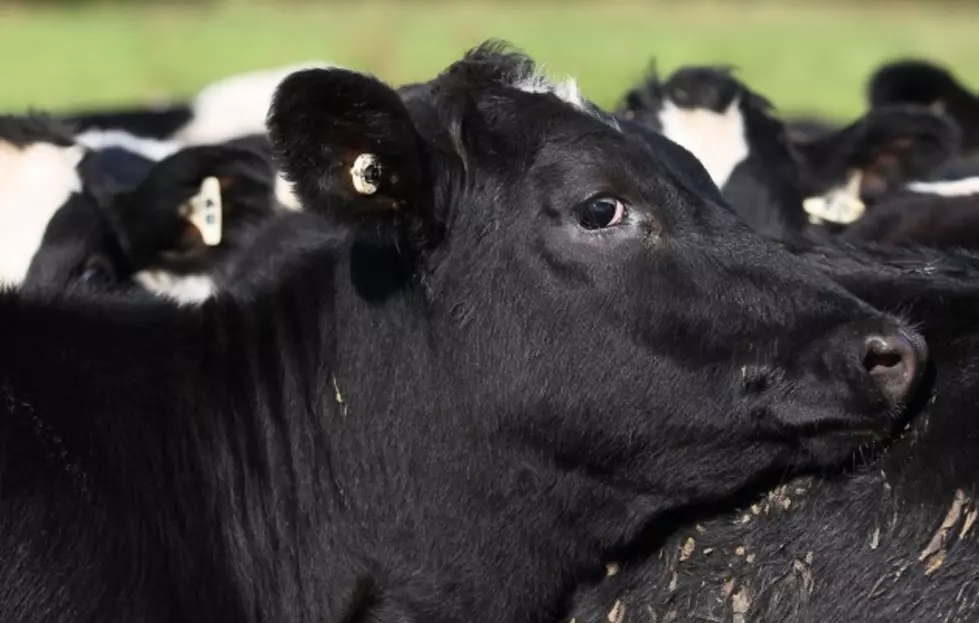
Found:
[442,40,605,113]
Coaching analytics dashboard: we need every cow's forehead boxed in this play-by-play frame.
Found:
[429,45,619,131]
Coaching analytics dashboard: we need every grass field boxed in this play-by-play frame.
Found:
[3,1,979,121]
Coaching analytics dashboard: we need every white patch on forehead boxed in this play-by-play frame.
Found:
[75,129,181,161]
[174,60,336,145]
[274,172,302,211]
[513,71,587,111]
[133,269,216,304]
[906,176,979,197]
[658,99,749,189]
[0,141,84,286]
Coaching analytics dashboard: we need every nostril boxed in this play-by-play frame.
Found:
[861,333,924,403]
[863,340,904,374]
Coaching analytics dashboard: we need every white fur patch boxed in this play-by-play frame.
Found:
[513,71,587,111]
[75,129,181,161]
[274,172,301,211]
[658,99,749,189]
[174,61,335,145]
[133,270,216,303]
[0,141,85,286]
[906,177,979,197]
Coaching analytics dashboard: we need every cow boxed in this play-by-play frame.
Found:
[839,175,979,250]
[567,239,979,623]
[0,42,929,623]
[0,114,283,300]
[868,58,979,154]
[792,104,961,228]
[23,142,283,301]
[615,64,959,241]
[616,64,807,241]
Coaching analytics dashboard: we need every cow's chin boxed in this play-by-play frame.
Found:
[792,420,896,469]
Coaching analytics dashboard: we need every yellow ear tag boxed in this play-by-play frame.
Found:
[802,170,865,225]
[187,176,223,246]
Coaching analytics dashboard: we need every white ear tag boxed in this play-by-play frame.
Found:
[802,170,865,225]
[350,153,382,195]
[187,176,223,246]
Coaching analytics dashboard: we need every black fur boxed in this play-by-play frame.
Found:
[841,189,979,250]
[0,112,77,147]
[569,239,979,622]
[0,43,929,623]
[56,102,194,140]
[869,59,979,153]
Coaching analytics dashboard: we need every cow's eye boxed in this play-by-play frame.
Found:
[80,256,115,285]
[578,197,627,230]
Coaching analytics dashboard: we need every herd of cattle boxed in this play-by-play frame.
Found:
[1,40,979,622]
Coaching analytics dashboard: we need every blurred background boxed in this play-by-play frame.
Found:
[3,0,978,122]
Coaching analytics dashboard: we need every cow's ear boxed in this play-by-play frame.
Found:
[794,105,961,200]
[867,59,963,109]
[106,145,274,264]
[267,68,427,220]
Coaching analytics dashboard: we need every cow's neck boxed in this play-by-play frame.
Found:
[323,275,676,623]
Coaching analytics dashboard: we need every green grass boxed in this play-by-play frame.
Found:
[3,1,979,121]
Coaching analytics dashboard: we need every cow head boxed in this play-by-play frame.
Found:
[269,42,928,506]
[791,104,962,207]
[23,144,279,301]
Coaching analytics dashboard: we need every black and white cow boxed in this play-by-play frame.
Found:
[23,142,283,300]
[57,63,328,212]
[0,43,928,623]
[568,240,979,623]
[58,61,333,145]
[0,114,283,300]
[869,58,979,154]
[615,65,959,241]
[616,64,807,241]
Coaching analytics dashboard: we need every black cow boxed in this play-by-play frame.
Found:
[0,43,928,623]
[569,240,979,623]
[869,58,979,153]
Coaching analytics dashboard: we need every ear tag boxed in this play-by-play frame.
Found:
[187,176,223,246]
[350,153,382,195]
[802,170,865,225]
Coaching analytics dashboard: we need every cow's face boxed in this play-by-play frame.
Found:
[269,43,928,506]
